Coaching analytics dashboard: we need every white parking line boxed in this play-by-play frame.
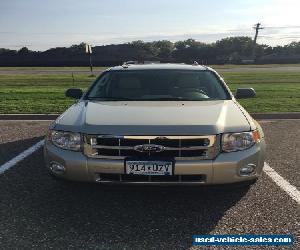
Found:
[0,140,44,174]
[264,162,300,205]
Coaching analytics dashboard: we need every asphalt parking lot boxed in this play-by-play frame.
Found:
[0,120,299,250]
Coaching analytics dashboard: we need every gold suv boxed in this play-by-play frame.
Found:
[44,63,266,185]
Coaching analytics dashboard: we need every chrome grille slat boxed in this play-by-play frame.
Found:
[96,135,213,140]
[84,135,219,160]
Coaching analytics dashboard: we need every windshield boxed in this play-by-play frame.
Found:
[86,70,230,101]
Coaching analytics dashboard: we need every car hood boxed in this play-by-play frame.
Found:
[53,100,252,135]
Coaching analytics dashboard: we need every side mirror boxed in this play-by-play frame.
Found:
[235,88,256,99]
[65,88,83,99]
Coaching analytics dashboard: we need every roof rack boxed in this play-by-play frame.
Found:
[121,61,205,68]
[122,60,161,68]
[123,60,139,65]
[122,61,138,68]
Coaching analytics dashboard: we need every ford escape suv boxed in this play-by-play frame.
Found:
[44,63,266,185]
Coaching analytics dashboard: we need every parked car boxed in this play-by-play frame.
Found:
[44,63,266,185]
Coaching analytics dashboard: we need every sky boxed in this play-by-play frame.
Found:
[0,0,299,51]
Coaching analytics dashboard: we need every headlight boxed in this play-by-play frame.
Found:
[222,130,260,152]
[48,130,81,151]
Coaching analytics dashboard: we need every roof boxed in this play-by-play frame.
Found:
[108,63,208,71]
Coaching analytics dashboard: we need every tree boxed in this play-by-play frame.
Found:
[1,38,300,66]
[152,40,174,58]
[18,47,30,55]
[173,39,214,63]
[284,42,300,54]
[215,37,253,62]
[0,48,17,56]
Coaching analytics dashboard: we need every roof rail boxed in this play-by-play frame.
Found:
[144,61,160,64]
[201,65,209,70]
[121,60,139,68]
[122,60,163,68]
[123,60,139,65]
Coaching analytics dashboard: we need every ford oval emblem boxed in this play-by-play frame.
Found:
[134,144,165,153]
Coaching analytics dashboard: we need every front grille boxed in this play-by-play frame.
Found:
[84,135,219,160]
[96,173,206,183]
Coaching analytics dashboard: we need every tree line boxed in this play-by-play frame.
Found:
[0,36,300,66]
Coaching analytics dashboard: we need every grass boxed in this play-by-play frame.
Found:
[0,65,299,113]
[221,71,300,112]
[0,74,92,113]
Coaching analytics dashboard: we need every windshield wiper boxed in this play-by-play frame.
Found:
[139,97,185,101]
[142,97,207,101]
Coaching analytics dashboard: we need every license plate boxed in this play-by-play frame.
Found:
[125,161,173,175]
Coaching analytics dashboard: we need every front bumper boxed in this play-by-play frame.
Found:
[44,139,266,185]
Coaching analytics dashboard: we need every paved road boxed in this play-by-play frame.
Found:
[0,120,299,249]
[1,65,300,75]
[0,68,104,75]
[216,66,300,72]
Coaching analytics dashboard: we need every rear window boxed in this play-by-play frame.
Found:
[86,70,230,101]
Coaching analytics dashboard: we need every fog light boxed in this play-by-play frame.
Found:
[239,164,256,176]
[50,162,66,175]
